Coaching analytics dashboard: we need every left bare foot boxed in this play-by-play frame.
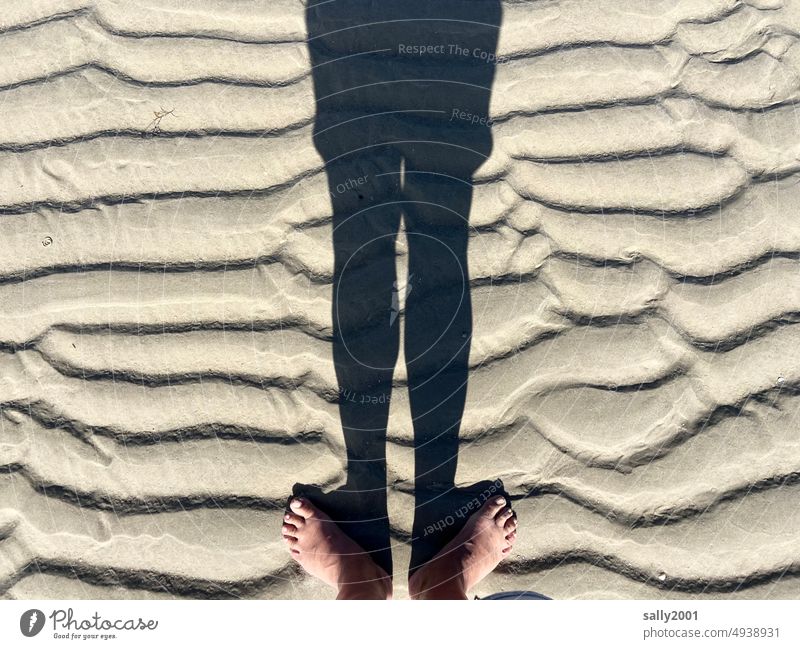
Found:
[282,497,392,599]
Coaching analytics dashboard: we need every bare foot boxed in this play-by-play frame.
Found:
[408,496,517,599]
[282,497,392,600]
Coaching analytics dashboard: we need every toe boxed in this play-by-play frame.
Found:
[289,497,317,519]
[504,515,517,532]
[282,534,298,545]
[506,531,517,543]
[282,523,298,535]
[495,506,514,527]
[480,496,507,519]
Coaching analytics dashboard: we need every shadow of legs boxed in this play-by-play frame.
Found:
[294,157,402,576]
[305,0,502,583]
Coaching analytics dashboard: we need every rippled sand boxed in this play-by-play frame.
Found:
[1,0,800,600]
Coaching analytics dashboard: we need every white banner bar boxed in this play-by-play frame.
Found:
[1,600,797,649]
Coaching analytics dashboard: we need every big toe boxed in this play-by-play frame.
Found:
[480,496,507,519]
[289,497,318,519]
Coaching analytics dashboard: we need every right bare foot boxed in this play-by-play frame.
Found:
[282,497,392,600]
[408,496,517,599]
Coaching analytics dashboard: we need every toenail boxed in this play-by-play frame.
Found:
[284,514,291,521]
[495,497,505,505]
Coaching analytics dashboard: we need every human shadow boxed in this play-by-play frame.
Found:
[297,0,502,577]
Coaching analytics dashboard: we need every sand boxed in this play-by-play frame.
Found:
[1,0,799,600]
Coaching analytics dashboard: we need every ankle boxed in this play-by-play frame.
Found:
[412,573,468,600]
[409,557,468,600]
[337,574,392,600]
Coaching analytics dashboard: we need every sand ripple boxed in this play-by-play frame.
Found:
[1,0,799,599]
